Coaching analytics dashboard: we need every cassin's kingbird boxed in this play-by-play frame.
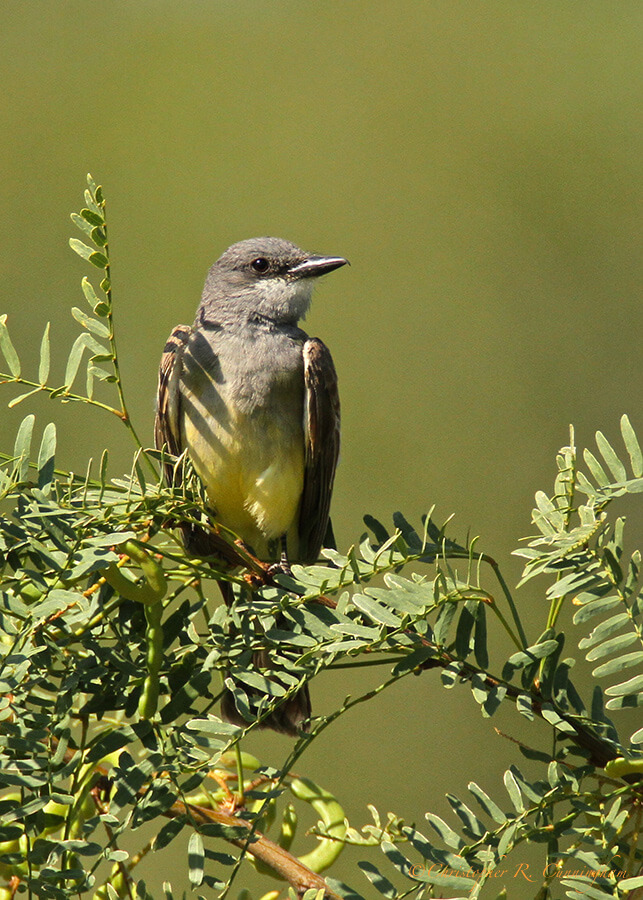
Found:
[155,237,347,733]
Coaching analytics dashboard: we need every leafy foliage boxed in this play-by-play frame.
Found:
[0,177,642,900]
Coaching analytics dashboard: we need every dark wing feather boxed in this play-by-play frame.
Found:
[298,338,340,562]
[154,324,191,483]
[154,324,238,563]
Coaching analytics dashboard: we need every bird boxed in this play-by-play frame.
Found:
[155,237,347,734]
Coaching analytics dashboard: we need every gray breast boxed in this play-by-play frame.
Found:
[183,320,306,419]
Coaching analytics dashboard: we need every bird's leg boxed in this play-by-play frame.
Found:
[279,534,290,570]
[267,535,292,577]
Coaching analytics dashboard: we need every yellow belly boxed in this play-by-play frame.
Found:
[184,407,304,560]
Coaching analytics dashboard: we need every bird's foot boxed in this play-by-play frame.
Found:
[267,553,293,579]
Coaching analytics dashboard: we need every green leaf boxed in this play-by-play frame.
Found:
[64,545,119,582]
[425,813,464,850]
[232,669,286,697]
[515,692,535,720]
[583,449,610,487]
[38,322,51,384]
[630,725,643,744]
[37,422,56,494]
[572,595,620,625]
[446,793,486,838]
[89,251,109,269]
[0,314,21,377]
[85,725,139,763]
[603,673,643,697]
[497,822,517,857]
[71,307,111,338]
[585,632,638,662]
[88,365,117,382]
[592,651,643,678]
[185,717,241,735]
[561,879,615,900]
[392,646,437,675]
[434,599,457,645]
[618,876,643,891]
[64,334,89,388]
[375,576,432,613]
[357,862,397,898]
[351,593,401,627]
[381,841,474,889]
[81,276,104,312]
[187,832,204,887]
[454,601,475,659]
[13,413,35,482]
[70,211,94,236]
[154,817,186,851]
[64,332,108,389]
[547,569,602,600]
[69,237,95,261]
[508,766,545,803]
[91,225,107,247]
[503,770,524,812]
[595,430,627,482]
[81,207,105,227]
[579,613,630,650]
[620,414,643,477]
[503,640,559,678]
[467,781,507,824]
[539,705,576,733]
[84,179,101,213]
[7,387,41,408]
[331,620,380,640]
[358,536,376,563]
[603,694,641,711]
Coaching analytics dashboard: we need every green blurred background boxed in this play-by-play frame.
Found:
[1,2,642,896]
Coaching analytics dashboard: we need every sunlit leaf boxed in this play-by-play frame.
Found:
[187,831,204,887]
[38,322,50,384]
[71,307,111,338]
[467,781,507,824]
[12,413,35,482]
[69,237,95,261]
[357,861,397,898]
[37,422,56,494]
[585,632,638,662]
[603,673,643,698]
[595,430,627,482]
[0,314,21,377]
[620,414,643,477]
[503,770,523,812]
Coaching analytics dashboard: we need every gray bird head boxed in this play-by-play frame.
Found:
[200,237,348,324]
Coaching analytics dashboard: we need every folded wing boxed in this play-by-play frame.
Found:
[298,338,341,562]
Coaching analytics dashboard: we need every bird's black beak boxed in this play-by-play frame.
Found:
[288,255,349,279]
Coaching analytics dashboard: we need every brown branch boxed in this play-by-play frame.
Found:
[176,799,342,899]
[87,755,340,900]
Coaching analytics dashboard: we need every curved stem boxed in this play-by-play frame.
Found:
[481,553,528,649]
[0,373,123,418]
[98,201,158,480]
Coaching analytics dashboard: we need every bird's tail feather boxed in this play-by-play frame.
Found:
[221,648,311,736]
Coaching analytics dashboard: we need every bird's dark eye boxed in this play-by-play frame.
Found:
[251,257,269,273]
